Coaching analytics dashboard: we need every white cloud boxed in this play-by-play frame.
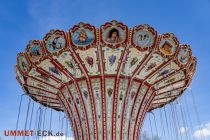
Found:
[193,122,210,139]
[179,127,188,134]
[39,136,74,140]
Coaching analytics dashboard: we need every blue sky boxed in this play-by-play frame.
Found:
[0,0,210,139]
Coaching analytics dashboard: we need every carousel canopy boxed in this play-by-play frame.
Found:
[15,20,196,140]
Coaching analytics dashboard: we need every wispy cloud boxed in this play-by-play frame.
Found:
[179,127,188,134]
[193,122,210,139]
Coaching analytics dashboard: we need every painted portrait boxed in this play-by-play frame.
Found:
[133,31,154,49]
[46,34,66,53]
[28,44,42,62]
[103,27,126,44]
[159,40,176,56]
[178,48,190,64]
[18,55,29,72]
[72,28,95,46]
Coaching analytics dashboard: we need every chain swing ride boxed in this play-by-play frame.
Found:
[15,20,204,140]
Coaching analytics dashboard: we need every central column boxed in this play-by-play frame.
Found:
[57,80,155,140]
